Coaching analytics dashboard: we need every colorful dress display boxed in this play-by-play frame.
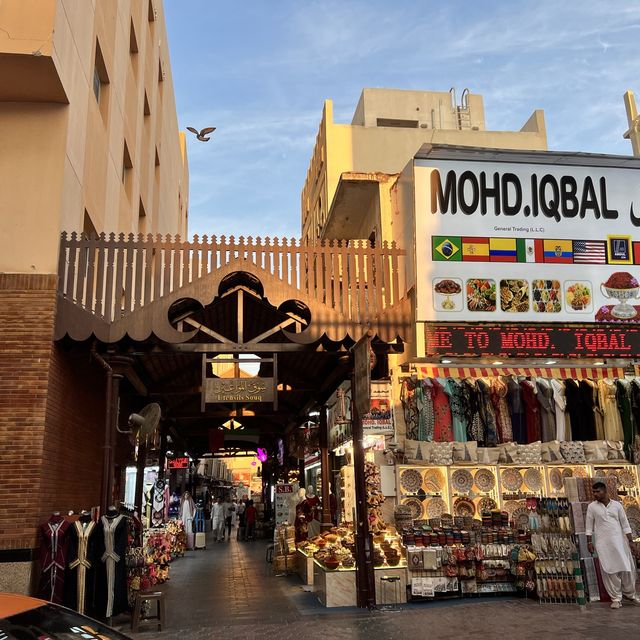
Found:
[95,514,129,619]
[416,378,435,441]
[38,515,71,604]
[444,377,467,442]
[64,519,97,615]
[490,377,512,443]
[476,378,497,446]
[462,378,483,443]
[400,377,419,440]
[598,379,624,442]
[432,378,453,442]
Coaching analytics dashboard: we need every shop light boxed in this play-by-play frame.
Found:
[594,361,605,366]
[492,361,503,365]
[441,359,452,364]
[545,360,557,365]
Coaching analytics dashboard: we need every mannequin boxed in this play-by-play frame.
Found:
[38,512,71,603]
[328,482,337,526]
[64,510,96,615]
[287,482,300,526]
[95,505,128,619]
[180,491,196,550]
[294,487,308,543]
[304,485,321,538]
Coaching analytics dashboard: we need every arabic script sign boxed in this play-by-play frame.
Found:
[205,377,274,403]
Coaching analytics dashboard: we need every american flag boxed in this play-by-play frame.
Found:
[573,240,607,264]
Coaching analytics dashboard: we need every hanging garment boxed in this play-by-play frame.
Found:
[630,380,640,449]
[400,377,419,440]
[520,380,541,443]
[444,377,467,442]
[462,378,483,443]
[432,378,453,442]
[180,492,196,550]
[535,378,556,442]
[95,515,128,619]
[38,515,71,604]
[506,376,526,444]
[416,378,435,441]
[550,379,570,441]
[578,380,598,441]
[476,378,497,446]
[64,520,97,615]
[489,377,512,443]
[598,379,625,442]
[616,379,633,449]
[583,379,605,440]
[565,379,583,439]
[151,480,165,527]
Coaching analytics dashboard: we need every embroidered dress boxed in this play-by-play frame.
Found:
[416,378,435,441]
[432,378,453,442]
[598,379,624,442]
[38,515,71,604]
[444,378,467,442]
[476,378,497,446]
[506,376,526,444]
[64,520,96,615]
[400,377,420,440]
[490,377,512,443]
[462,378,483,443]
[520,379,541,444]
[95,515,128,618]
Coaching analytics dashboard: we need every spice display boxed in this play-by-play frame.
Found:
[532,279,561,313]
[500,279,529,313]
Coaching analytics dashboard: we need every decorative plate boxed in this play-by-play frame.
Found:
[478,497,497,512]
[592,468,606,478]
[561,468,574,478]
[523,468,543,492]
[623,496,639,508]
[628,515,640,538]
[451,469,474,493]
[502,500,525,517]
[453,497,476,517]
[400,468,423,494]
[618,469,637,489]
[625,504,640,521]
[426,497,448,518]
[423,468,445,493]
[501,469,523,492]
[549,468,564,492]
[401,497,424,520]
[474,469,496,492]
[572,467,588,479]
[513,507,530,528]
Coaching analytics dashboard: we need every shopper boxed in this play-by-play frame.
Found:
[245,500,257,541]
[212,497,226,543]
[236,500,246,541]
[223,496,235,541]
[586,481,640,608]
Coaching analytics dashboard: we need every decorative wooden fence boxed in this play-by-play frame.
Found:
[57,232,406,324]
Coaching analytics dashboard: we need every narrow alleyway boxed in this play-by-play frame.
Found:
[114,531,640,640]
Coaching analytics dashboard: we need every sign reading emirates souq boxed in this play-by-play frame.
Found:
[414,156,640,325]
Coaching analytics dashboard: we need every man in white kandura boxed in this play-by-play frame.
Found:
[586,481,640,609]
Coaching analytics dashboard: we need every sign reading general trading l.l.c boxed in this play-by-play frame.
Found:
[414,157,640,325]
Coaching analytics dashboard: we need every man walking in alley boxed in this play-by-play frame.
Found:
[212,496,226,543]
[245,500,257,541]
[586,481,640,608]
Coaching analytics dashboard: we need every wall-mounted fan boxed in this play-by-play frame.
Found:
[128,402,161,446]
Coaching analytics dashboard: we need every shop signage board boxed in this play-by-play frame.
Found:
[424,322,640,358]
[205,377,274,403]
[361,381,394,434]
[353,334,372,418]
[275,483,294,526]
[414,158,640,325]
[167,457,189,469]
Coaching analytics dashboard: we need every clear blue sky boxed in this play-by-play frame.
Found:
[164,1,640,240]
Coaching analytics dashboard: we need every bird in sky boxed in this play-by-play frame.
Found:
[187,126,216,141]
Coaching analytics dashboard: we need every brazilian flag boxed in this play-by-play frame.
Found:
[432,236,462,261]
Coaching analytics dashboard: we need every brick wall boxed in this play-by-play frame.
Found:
[0,274,57,550]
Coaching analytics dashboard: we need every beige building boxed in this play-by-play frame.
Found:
[301,87,546,243]
[0,0,189,275]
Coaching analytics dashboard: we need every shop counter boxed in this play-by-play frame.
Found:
[296,549,314,586]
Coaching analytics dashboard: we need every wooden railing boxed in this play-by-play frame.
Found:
[57,232,406,324]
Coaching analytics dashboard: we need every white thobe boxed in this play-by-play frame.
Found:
[550,379,569,441]
[212,503,226,540]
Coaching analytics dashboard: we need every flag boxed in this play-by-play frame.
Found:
[516,238,543,263]
[573,240,607,264]
[489,237,517,262]
[462,237,489,262]
[432,236,462,261]
[543,239,573,263]
[634,242,640,265]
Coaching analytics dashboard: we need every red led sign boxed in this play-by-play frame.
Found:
[424,324,640,358]
[167,457,189,469]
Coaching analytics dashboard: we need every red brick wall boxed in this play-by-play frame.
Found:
[0,274,57,550]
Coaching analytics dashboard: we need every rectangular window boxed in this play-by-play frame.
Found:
[148,0,156,22]
[122,141,133,197]
[138,199,147,235]
[143,91,151,116]
[376,118,419,128]
[93,39,109,121]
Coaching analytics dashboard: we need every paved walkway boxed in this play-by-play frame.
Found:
[116,531,640,640]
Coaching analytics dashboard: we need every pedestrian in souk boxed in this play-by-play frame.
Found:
[212,496,226,543]
[245,500,257,541]
[586,481,640,608]
[223,496,235,541]
[236,500,246,541]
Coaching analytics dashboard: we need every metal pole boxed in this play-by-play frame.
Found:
[319,405,332,531]
[107,372,123,507]
[100,367,113,514]
[134,440,147,515]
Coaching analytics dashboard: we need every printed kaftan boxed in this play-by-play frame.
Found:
[444,378,467,442]
[489,377,512,443]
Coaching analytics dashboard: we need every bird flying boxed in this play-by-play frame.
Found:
[187,126,216,142]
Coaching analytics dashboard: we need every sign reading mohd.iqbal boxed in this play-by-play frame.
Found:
[414,156,640,325]
[205,377,274,403]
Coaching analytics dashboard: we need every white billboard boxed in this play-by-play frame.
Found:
[414,158,640,324]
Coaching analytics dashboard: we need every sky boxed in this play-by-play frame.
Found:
[164,0,640,240]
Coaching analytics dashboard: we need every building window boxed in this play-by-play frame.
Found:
[138,199,147,235]
[93,40,109,120]
[129,19,139,76]
[148,0,156,22]
[143,91,151,117]
[122,141,133,197]
[93,67,101,102]
[376,118,419,128]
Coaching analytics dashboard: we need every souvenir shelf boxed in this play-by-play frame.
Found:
[397,464,450,521]
[591,463,639,498]
[339,465,355,524]
[497,465,545,527]
[545,464,590,496]
[448,466,500,518]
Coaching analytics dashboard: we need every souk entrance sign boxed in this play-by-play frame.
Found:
[414,157,640,324]
[205,377,274,403]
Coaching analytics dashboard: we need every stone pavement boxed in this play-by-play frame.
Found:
[115,530,640,640]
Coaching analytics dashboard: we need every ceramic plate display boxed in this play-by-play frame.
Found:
[549,468,564,492]
[426,497,448,518]
[628,515,640,538]
[523,468,543,492]
[474,469,496,492]
[501,469,523,492]
[401,497,424,520]
[502,500,525,517]
[400,468,423,494]
[572,467,588,479]
[623,496,639,508]
[513,507,530,528]
[625,504,640,521]
[451,469,474,493]
[592,468,606,478]
[561,468,574,478]
[453,497,476,517]
[617,468,637,489]
[478,497,497,512]
[423,468,445,493]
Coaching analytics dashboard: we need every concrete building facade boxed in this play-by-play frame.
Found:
[0,0,187,592]
[301,88,547,244]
